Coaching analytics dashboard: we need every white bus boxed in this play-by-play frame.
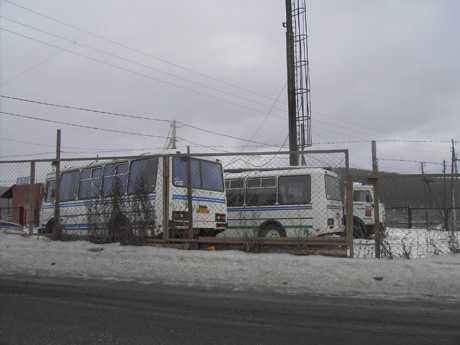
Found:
[40,152,227,239]
[222,167,344,238]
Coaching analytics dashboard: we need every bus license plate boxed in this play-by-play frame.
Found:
[196,209,210,214]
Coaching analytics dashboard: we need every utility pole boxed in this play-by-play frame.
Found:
[165,120,177,150]
[285,0,298,166]
[451,139,458,234]
[371,141,381,259]
[53,129,61,239]
[284,0,312,167]
[443,160,448,231]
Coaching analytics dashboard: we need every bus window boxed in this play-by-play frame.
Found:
[102,163,128,197]
[172,157,200,189]
[92,168,103,197]
[225,179,244,207]
[201,160,224,191]
[278,175,311,205]
[79,169,92,199]
[45,180,56,202]
[246,177,276,206]
[325,175,341,201]
[128,158,159,194]
[59,170,80,201]
[79,167,102,199]
[172,157,224,192]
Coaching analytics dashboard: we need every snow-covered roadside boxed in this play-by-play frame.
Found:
[1,230,459,302]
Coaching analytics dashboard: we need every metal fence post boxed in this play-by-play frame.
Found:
[346,175,354,258]
[186,156,194,239]
[53,130,61,239]
[163,155,170,241]
[371,141,381,259]
[408,206,412,229]
[28,161,35,236]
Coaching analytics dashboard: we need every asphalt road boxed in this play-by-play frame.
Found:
[0,274,459,345]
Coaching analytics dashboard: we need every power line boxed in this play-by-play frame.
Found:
[0,16,288,114]
[241,83,287,152]
[2,95,278,147]
[379,158,444,166]
[176,122,273,147]
[0,151,55,159]
[0,111,170,139]
[1,27,287,120]
[1,95,171,123]
[1,0,287,106]
[4,1,455,148]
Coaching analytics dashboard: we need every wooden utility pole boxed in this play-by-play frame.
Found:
[53,129,61,239]
[28,161,35,236]
[371,141,381,258]
[451,139,457,235]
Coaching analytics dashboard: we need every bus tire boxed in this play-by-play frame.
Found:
[45,218,56,234]
[259,224,286,238]
[353,218,365,239]
[108,215,133,243]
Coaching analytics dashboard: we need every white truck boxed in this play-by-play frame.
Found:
[345,182,385,239]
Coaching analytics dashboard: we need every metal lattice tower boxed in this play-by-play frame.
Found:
[285,0,312,166]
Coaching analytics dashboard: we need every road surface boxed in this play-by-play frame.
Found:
[1,274,459,344]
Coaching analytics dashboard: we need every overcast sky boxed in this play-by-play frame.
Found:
[1,0,459,174]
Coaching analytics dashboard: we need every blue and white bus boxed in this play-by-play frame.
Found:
[40,151,227,239]
[222,167,343,238]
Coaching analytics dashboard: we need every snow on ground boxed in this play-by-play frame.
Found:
[1,229,459,302]
[354,228,458,259]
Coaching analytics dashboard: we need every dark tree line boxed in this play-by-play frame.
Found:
[336,168,460,209]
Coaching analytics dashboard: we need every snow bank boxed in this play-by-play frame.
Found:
[1,231,459,302]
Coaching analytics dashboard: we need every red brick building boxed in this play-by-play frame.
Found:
[1,184,44,226]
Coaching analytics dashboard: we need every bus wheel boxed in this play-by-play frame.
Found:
[353,219,365,239]
[45,218,56,234]
[260,224,285,238]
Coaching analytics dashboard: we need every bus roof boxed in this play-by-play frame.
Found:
[224,167,338,178]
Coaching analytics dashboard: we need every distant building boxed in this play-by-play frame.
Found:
[0,184,44,226]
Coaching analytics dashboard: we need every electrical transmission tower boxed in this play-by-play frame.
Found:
[285,0,312,166]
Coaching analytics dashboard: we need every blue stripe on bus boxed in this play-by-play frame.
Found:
[228,205,312,212]
[42,194,156,210]
[172,195,226,204]
[327,205,342,210]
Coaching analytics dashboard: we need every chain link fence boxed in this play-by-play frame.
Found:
[217,151,347,241]
[2,151,459,259]
[1,150,349,249]
[351,175,460,258]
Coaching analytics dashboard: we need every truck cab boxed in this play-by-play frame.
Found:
[345,182,385,238]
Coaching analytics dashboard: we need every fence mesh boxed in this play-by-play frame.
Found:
[217,151,347,239]
[2,151,459,259]
[352,175,460,258]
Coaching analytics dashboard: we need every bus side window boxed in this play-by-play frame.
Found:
[325,175,341,201]
[79,169,92,199]
[278,175,311,205]
[128,158,159,194]
[246,178,276,206]
[79,167,103,199]
[45,180,56,202]
[226,179,244,207]
[102,163,128,197]
[59,171,80,201]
